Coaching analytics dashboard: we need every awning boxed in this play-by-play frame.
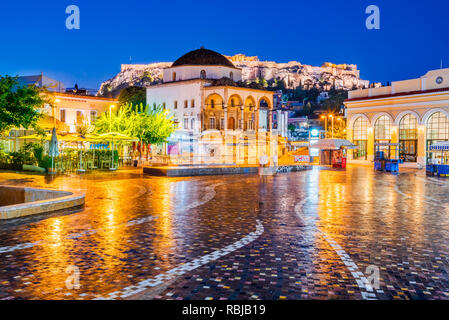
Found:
[429,141,449,151]
[311,139,358,150]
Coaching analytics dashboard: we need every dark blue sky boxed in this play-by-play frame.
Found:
[1,0,448,89]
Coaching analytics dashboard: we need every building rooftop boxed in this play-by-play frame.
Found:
[172,48,236,68]
[346,68,449,102]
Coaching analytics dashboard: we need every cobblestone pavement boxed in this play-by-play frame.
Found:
[0,165,449,300]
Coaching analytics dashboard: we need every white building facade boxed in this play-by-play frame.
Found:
[146,48,278,164]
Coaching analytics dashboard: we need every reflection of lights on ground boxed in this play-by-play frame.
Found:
[2,167,449,300]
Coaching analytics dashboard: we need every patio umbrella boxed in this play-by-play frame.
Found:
[98,132,138,170]
[19,133,81,142]
[311,139,358,150]
[48,127,59,173]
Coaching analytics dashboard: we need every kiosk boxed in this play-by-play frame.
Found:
[374,142,401,174]
[310,139,357,169]
[426,141,449,177]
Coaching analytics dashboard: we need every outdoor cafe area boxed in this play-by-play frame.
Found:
[18,131,138,173]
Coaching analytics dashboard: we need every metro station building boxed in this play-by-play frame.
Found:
[345,68,449,166]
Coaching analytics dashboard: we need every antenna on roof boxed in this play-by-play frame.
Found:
[200,46,205,49]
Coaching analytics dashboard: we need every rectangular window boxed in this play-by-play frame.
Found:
[184,118,189,129]
[184,100,188,108]
[90,111,97,123]
[220,118,224,130]
[191,99,195,108]
[209,118,216,129]
[76,111,83,124]
[60,109,66,123]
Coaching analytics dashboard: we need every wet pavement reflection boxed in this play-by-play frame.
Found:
[0,165,449,300]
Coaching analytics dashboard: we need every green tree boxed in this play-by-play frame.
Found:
[94,103,175,145]
[118,86,146,108]
[94,103,175,159]
[0,75,45,135]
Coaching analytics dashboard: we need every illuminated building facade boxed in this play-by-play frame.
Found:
[345,68,449,166]
[146,48,277,164]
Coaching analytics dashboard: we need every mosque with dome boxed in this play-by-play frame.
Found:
[146,48,277,135]
[146,48,281,164]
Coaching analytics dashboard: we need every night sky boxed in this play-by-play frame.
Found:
[1,0,448,89]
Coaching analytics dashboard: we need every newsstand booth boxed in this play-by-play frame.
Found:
[427,141,449,177]
[311,139,358,169]
[374,142,401,174]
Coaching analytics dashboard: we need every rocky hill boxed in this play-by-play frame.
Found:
[98,54,369,97]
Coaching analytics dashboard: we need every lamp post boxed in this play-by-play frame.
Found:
[336,117,343,138]
[109,104,116,131]
[329,114,334,139]
[321,115,328,138]
[109,105,116,170]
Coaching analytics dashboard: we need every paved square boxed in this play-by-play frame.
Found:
[0,165,448,300]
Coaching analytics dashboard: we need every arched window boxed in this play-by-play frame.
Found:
[399,114,418,162]
[200,70,206,79]
[374,115,391,141]
[231,99,235,108]
[174,101,178,109]
[353,117,368,160]
[210,99,215,108]
[191,118,195,130]
[172,72,177,81]
[427,112,449,142]
[374,115,392,158]
[191,99,195,108]
[427,112,449,164]
[184,100,188,108]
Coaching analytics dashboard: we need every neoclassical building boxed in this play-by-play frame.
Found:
[146,48,278,164]
[345,68,449,166]
[146,48,274,135]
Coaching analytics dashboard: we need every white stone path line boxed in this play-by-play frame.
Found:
[294,197,377,300]
[0,183,224,255]
[185,183,224,211]
[94,220,265,300]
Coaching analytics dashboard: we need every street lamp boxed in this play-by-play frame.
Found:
[109,104,116,170]
[329,115,334,139]
[321,115,328,138]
